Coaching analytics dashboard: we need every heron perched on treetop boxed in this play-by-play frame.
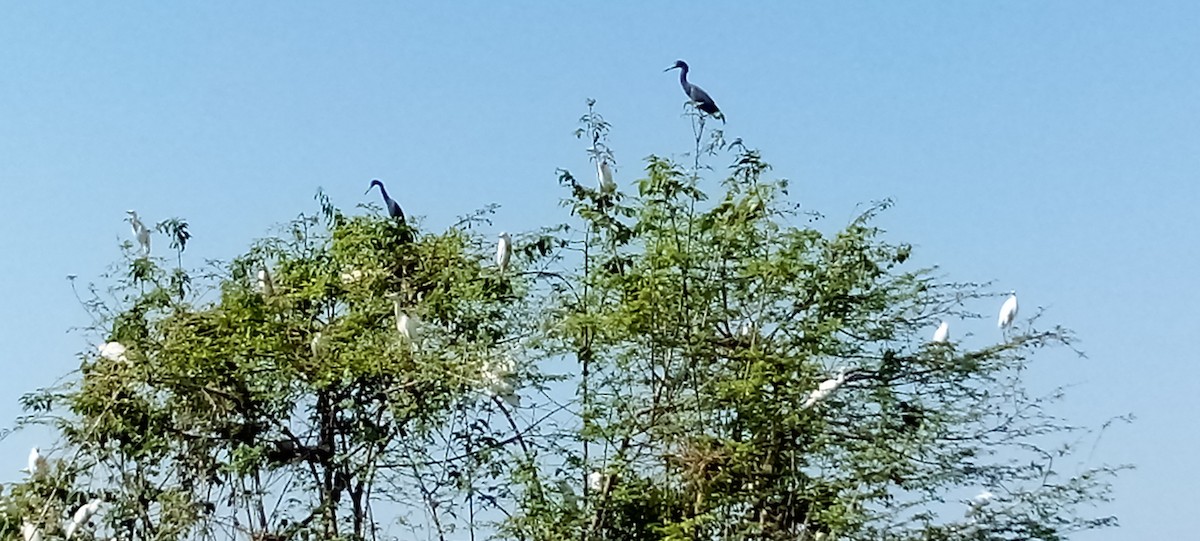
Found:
[664,60,724,123]
[366,179,406,221]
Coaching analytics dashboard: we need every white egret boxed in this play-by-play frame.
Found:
[125,210,151,257]
[255,267,275,296]
[482,356,519,406]
[496,232,512,273]
[801,371,847,410]
[932,321,950,343]
[21,520,41,541]
[597,159,615,192]
[340,268,365,284]
[65,499,102,539]
[97,341,128,362]
[386,294,421,345]
[25,447,47,476]
[310,331,324,359]
[587,470,605,492]
[966,490,995,517]
[998,292,1018,330]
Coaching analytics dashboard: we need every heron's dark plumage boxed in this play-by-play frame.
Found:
[368,179,406,221]
[667,60,724,123]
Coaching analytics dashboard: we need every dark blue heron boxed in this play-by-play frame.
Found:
[664,60,724,123]
[366,179,406,221]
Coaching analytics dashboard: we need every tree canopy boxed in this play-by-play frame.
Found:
[4,103,1124,541]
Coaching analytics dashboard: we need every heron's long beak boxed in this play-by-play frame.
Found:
[663,66,676,72]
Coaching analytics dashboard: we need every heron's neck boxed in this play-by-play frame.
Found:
[677,67,690,90]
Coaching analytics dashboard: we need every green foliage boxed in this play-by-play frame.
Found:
[4,102,1125,541]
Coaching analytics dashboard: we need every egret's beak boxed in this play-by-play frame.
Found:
[663,66,677,72]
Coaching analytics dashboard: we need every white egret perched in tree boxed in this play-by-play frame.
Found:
[966,490,995,517]
[97,341,128,362]
[801,371,847,410]
[481,356,519,406]
[256,268,274,296]
[65,499,102,539]
[587,470,605,492]
[932,321,950,343]
[21,520,41,541]
[25,447,46,476]
[496,232,512,273]
[998,292,1019,330]
[126,210,151,257]
[597,159,615,192]
[386,293,421,344]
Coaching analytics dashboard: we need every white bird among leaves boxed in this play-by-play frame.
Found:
[998,292,1019,330]
[97,341,128,362]
[21,520,41,541]
[481,356,519,406]
[801,371,847,410]
[25,446,47,476]
[65,499,102,539]
[966,490,995,517]
[597,159,615,192]
[932,321,950,343]
[587,470,605,492]
[256,268,274,296]
[126,210,151,257]
[496,232,513,273]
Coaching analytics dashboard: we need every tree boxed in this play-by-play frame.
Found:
[5,103,1124,541]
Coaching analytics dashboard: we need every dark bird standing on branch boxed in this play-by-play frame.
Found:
[665,60,725,123]
[367,179,406,222]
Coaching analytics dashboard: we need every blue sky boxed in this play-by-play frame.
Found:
[0,2,1196,538]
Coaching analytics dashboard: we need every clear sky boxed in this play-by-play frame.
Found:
[0,2,1196,538]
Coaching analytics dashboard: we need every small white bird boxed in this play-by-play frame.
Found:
[256,268,274,296]
[97,341,128,362]
[496,232,513,273]
[340,268,365,284]
[966,490,995,517]
[21,520,41,541]
[65,499,102,539]
[597,159,615,192]
[801,372,847,410]
[126,210,151,257]
[998,292,1019,330]
[932,321,950,343]
[481,356,519,406]
[587,470,605,492]
[25,446,46,476]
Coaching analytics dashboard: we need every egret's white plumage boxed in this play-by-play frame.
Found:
[496,232,512,273]
[801,372,847,409]
[97,341,128,362]
[310,331,324,358]
[256,268,274,296]
[482,356,519,406]
[386,294,421,344]
[25,446,46,475]
[597,159,615,192]
[966,490,995,517]
[21,520,41,541]
[340,268,365,284]
[998,292,1019,329]
[65,499,102,539]
[932,321,950,343]
[126,210,151,257]
[587,471,605,492]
